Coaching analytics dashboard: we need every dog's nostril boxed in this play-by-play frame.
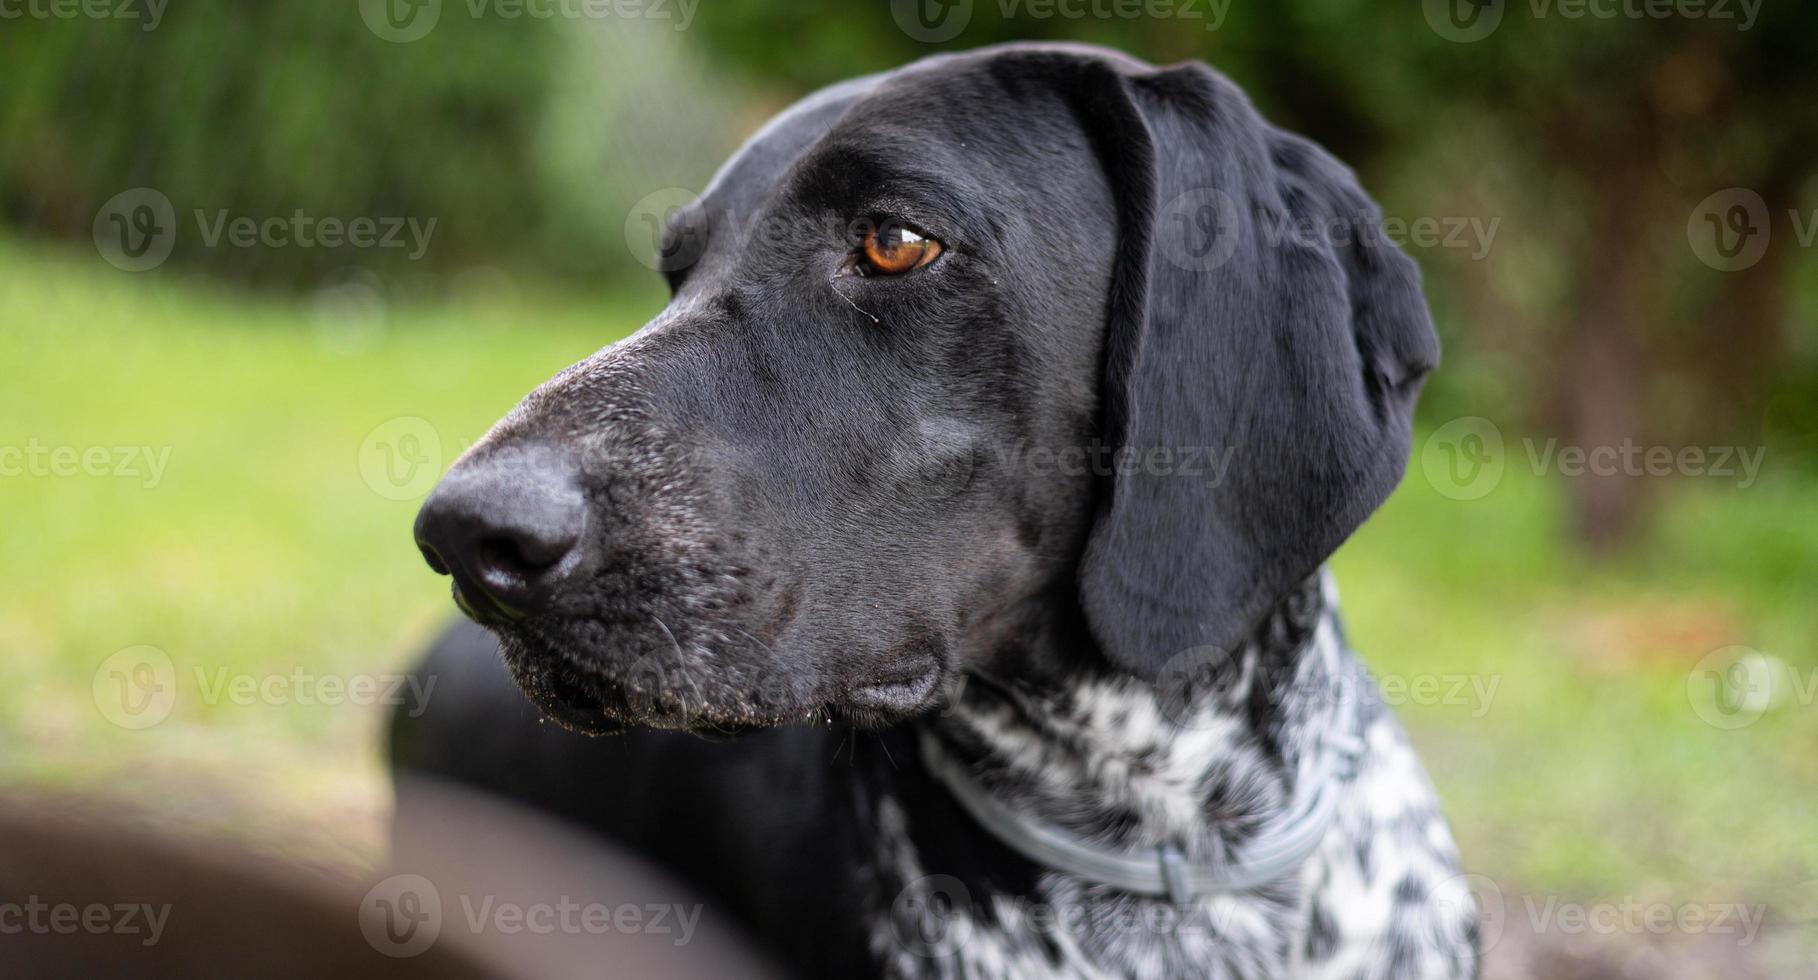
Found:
[418,542,451,576]
[475,526,576,579]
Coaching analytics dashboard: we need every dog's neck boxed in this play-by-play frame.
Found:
[923,572,1349,860]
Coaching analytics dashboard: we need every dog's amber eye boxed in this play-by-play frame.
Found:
[858,224,942,276]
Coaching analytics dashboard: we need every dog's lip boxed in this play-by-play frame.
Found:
[448,574,524,627]
[514,655,803,738]
[527,670,629,736]
[849,667,942,713]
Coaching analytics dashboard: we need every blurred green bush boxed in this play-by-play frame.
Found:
[2,1,547,284]
[0,1,738,289]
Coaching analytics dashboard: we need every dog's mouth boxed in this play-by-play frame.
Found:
[843,668,944,727]
[514,662,768,739]
[496,625,948,737]
[497,634,817,738]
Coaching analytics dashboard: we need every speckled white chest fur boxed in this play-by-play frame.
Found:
[866,575,1481,980]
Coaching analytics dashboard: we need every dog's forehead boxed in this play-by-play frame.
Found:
[696,53,1056,219]
[696,74,884,217]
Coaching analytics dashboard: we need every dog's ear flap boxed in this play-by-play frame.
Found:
[1069,59,1439,680]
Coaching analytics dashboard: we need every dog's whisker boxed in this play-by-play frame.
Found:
[830,276,880,324]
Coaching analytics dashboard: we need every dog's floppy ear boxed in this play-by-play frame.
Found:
[1066,57,1439,680]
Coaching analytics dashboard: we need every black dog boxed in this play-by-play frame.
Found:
[394,42,1480,979]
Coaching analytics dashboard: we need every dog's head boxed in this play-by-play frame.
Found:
[413,43,1437,736]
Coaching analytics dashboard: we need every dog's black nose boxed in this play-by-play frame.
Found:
[414,446,585,621]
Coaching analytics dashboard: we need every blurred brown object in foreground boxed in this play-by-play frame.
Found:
[0,793,492,979]
[1,784,778,979]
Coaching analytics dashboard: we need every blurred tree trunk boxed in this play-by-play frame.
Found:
[1550,126,1658,552]
[1537,61,1813,553]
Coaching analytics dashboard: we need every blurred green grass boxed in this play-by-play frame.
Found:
[0,239,661,854]
[2,239,1814,907]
